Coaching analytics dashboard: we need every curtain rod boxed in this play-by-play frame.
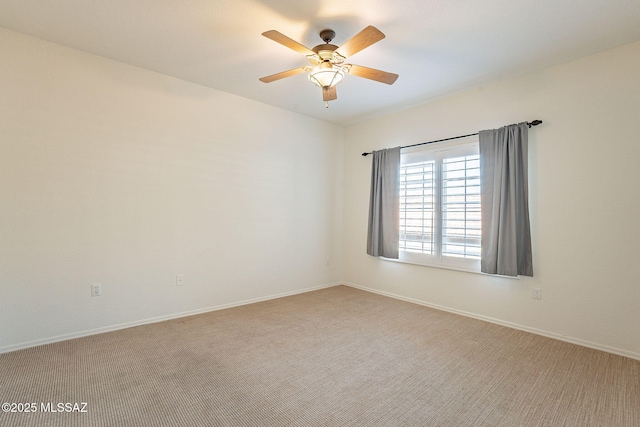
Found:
[361,120,542,156]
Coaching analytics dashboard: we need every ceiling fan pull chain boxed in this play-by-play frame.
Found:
[325,101,329,109]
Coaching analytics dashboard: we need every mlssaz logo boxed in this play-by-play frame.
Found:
[40,402,88,413]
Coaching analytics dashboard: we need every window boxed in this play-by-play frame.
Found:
[396,139,481,271]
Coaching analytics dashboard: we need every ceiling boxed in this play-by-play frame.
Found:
[2,0,640,126]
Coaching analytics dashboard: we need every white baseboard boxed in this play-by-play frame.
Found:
[342,281,640,362]
[0,282,339,354]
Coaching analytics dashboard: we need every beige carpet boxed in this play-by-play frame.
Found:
[1,285,638,426]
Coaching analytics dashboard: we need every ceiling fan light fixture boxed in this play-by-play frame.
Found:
[308,62,344,89]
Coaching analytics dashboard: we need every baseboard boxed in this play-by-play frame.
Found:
[0,282,340,354]
[342,281,640,362]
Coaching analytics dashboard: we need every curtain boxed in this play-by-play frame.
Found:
[479,123,533,277]
[367,147,401,259]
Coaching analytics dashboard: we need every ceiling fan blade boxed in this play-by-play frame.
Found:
[322,86,337,101]
[336,26,385,58]
[347,64,399,85]
[262,30,315,56]
[259,67,308,83]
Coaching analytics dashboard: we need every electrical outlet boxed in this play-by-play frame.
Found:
[176,275,184,286]
[533,288,542,300]
[91,283,102,297]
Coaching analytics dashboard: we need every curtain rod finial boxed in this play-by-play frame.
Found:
[362,152,371,156]
[528,120,542,128]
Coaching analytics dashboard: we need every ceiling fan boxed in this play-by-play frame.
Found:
[259,26,399,106]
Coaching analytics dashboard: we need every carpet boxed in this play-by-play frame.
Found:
[1,285,638,426]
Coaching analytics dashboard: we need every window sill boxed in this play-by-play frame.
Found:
[381,255,520,279]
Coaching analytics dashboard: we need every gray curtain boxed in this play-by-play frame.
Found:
[479,123,533,277]
[367,147,401,258]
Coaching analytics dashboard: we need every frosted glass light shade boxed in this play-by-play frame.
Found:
[308,63,344,88]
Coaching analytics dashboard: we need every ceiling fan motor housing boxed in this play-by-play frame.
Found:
[312,29,344,63]
[311,44,342,63]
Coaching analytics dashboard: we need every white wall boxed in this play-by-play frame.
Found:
[0,28,343,352]
[343,40,640,359]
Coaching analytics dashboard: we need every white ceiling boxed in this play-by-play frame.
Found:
[2,0,640,125]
